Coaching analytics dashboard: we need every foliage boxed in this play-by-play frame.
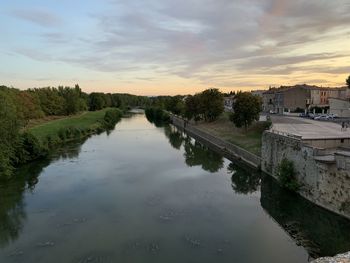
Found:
[145,107,170,126]
[103,108,123,129]
[347,75,350,88]
[0,88,22,179]
[184,95,202,121]
[230,92,262,130]
[199,88,224,121]
[277,158,300,191]
[183,88,224,122]
[0,83,150,179]
[14,132,45,165]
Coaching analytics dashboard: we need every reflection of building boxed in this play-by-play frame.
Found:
[262,85,348,114]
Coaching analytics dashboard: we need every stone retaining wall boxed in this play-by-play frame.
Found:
[312,252,350,263]
[261,131,350,220]
[170,115,261,168]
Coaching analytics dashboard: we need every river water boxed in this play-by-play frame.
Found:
[1,113,350,263]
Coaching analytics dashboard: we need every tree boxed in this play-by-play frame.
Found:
[184,89,224,122]
[184,95,201,121]
[346,75,350,88]
[89,93,106,111]
[0,88,22,178]
[230,92,261,130]
[199,88,224,121]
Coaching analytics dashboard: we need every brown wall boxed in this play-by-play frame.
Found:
[284,87,310,111]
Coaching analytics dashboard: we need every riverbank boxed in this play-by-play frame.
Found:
[196,112,268,156]
[0,108,123,180]
[28,108,115,142]
[170,114,262,168]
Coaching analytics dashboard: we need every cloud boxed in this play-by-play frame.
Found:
[12,8,61,27]
[8,0,350,90]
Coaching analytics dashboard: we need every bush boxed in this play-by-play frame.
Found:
[15,132,45,164]
[103,109,122,129]
[277,158,300,191]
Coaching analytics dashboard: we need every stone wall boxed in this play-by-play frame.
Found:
[170,115,261,168]
[261,131,350,219]
[304,138,350,149]
[312,251,350,263]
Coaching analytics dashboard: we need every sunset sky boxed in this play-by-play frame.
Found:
[0,0,350,95]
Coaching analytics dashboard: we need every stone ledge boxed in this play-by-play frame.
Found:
[312,252,350,263]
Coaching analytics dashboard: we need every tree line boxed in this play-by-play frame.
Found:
[147,88,262,130]
[0,85,150,179]
[147,88,225,122]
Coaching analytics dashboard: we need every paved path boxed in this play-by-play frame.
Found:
[270,116,350,139]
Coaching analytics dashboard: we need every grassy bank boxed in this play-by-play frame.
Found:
[197,112,268,156]
[28,108,112,142]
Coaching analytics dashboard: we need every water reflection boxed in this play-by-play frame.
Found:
[0,160,48,248]
[183,138,224,173]
[159,119,350,259]
[0,138,87,248]
[164,125,184,150]
[261,175,350,259]
[228,162,261,194]
[163,124,224,173]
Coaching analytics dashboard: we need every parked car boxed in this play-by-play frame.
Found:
[299,112,308,118]
[308,113,315,119]
[314,114,329,120]
[328,113,338,119]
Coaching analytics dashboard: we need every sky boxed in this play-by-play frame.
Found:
[0,0,350,95]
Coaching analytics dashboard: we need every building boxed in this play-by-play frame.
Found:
[251,90,264,97]
[262,84,348,114]
[329,98,350,118]
[262,89,276,113]
[309,87,347,107]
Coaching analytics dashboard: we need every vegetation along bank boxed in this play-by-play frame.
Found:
[0,85,150,179]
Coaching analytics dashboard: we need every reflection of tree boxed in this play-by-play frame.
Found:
[0,159,48,248]
[183,137,224,173]
[164,125,184,150]
[0,139,85,248]
[261,176,350,260]
[228,162,261,194]
[53,138,86,160]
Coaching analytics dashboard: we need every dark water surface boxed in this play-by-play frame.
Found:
[1,113,350,263]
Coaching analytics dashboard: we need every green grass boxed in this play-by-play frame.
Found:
[28,108,111,141]
[197,113,267,156]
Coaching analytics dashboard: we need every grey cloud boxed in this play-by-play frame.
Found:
[12,8,61,27]
[12,0,350,88]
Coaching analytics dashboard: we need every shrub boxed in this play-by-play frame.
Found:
[103,108,122,129]
[277,158,300,191]
[15,132,45,164]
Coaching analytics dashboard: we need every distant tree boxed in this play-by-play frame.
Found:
[184,95,201,121]
[230,92,261,130]
[89,93,106,111]
[198,88,224,122]
[346,75,350,88]
[165,96,185,116]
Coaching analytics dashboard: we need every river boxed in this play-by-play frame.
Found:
[1,113,350,263]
